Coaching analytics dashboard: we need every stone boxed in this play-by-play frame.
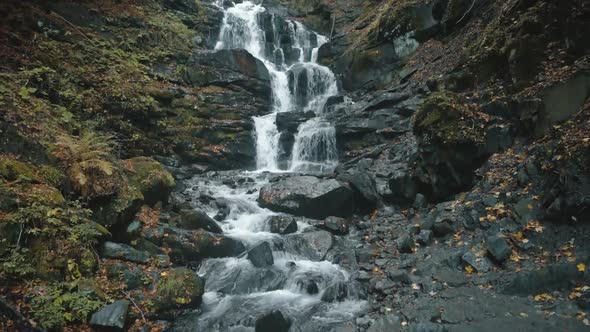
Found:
[176,209,223,233]
[101,242,150,264]
[106,263,147,290]
[154,267,204,311]
[461,252,493,273]
[124,157,175,206]
[337,172,382,212]
[248,241,274,268]
[321,282,348,302]
[148,225,246,264]
[268,215,298,234]
[297,279,319,294]
[387,268,412,284]
[255,310,291,332]
[318,216,349,235]
[417,230,433,245]
[396,234,414,253]
[367,314,402,332]
[486,235,512,263]
[90,300,129,330]
[259,176,354,219]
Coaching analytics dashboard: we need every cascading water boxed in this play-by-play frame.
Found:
[215,0,338,172]
[172,2,367,331]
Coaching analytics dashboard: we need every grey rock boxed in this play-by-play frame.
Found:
[367,314,402,332]
[417,230,433,245]
[255,310,291,332]
[388,268,412,284]
[101,242,150,264]
[259,176,354,219]
[461,252,493,273]
[318,216,349,235]
[396,234,414,253]
[268,215,298,234]
[90,300,129,330]
[176,209,223,233]
[321,282,348,302]
[248,242,274,268]
[486,235,512,263]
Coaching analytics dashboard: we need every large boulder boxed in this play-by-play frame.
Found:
[268,215,298,234]
[123,157,175,206]
[90,300,129,331]
[336,172,381,213]
[175,209,223,233]
[247,241,274,268]
[255,310,292,332]
[258,176,354,219]
[412,91,512,199]
[154,267,205,311]
[145,225,245,264]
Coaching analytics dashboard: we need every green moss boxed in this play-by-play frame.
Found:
[155,267,204,311]
[0,157,41,182]
[413,91,487,145]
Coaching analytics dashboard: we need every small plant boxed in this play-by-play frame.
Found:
[52,130,119,198]
[28,282,104,330]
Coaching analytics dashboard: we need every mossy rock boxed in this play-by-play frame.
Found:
[154,267,204,311]
[412,91,489,146]
[0,157,42,182]
[123,157,175,206]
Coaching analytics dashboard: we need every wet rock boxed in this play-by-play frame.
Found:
[486,235,512,263]
[504,263,583,295]
[434,268,468,287]
[124,157,175,206]
[321,282,348,302]
[149,225,245,263]
[276,111,316,133]
[387,268,412,284]
[90,300,129,330]
[255,310,291,332]
[106,263,147,290]
[317,216,349,235]
[337,172,382,213]
[259,176,354,219]
[176,209,222,233]
[413,193,428,210]
[543,73,590,123]
[101,242,150,264]
[461,252,492,273]
[154,267,204,311]
[248,241,274,268]
[268,215,298,234]
[396,234,414,253]
[367,314,402,332]
[417,230,433,245]
[297,279,319,295]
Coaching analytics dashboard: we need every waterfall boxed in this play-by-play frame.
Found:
[215,0,338,173]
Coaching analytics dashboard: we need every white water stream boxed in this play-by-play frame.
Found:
[173,2,367,331]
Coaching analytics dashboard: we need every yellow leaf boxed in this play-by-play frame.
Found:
[577,263,586,272]
[465,265,474,274]
[534,293,554,302]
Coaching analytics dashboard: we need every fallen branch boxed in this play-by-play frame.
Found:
[456,0,477,24]
[123,291,146,323]
[50,11,96,46]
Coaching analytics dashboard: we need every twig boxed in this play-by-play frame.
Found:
[456,0,477,24]
[329,14,336,41]
[123,291,147,323]
[50,11,96,46]
[16,224,23,248]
